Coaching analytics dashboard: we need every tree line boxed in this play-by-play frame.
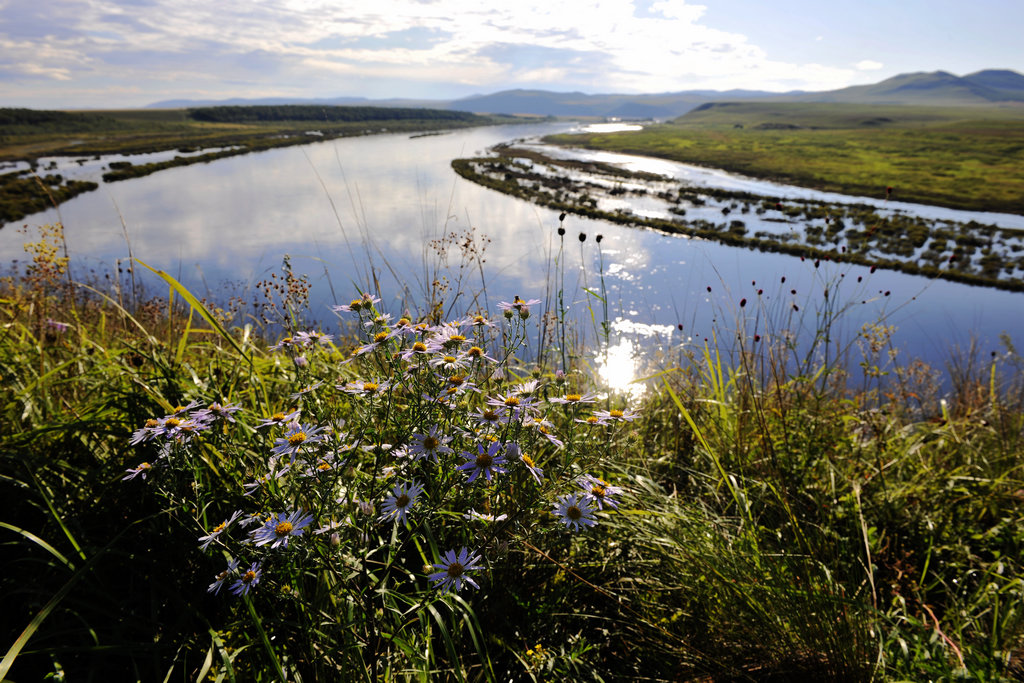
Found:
[187,105,487,124]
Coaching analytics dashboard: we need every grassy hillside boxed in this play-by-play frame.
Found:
[545,102,1024,215]
[779,70,1024,105]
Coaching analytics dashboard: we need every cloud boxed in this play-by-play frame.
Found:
[855,59,884,71]
[1,0,865,106]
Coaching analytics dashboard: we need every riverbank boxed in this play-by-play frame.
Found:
[452,144,1024,292]
[544,102,1024,216]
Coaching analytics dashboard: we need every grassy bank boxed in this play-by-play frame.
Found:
[2,224,1023,681]
[545,102,1024,215]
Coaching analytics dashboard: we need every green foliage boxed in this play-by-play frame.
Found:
[0,171,98,224]
[2,224,1023,681]
[0,108,123,136]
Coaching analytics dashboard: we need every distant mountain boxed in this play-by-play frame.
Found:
[146,69,1024,117]
[147,89,783,118]
[782,69,1024,105]
[963,69,1024,97]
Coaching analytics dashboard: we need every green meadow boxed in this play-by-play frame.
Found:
[545,102,1024,215]
[2,222,1023,681]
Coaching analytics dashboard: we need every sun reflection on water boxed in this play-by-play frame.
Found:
[595,319,679,401]
[596,338,644,400]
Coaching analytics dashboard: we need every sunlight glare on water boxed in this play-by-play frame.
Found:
[595,337,649,401]
[576,123,644,133]
[595,319,678,400]
[596,338,641,398]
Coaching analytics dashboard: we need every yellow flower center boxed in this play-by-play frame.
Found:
[449,375,465,386]
[565,393,581,402]
[592,486,606,498]
[271,412,286,421]
[522,454,536,467]
[374,331,388,343]
[473,315,485,324]
[504,396,520,406]
[317,462,331,471]
[468,346,483,357]
[275,521,294,537]
[288,432,307,445]
[397,317,411,326]
[450,334,466,343]
[443,355,457,363]
[173,405,186,413]
[242,570,257,583]
[140,462,151,469]
[538,425,552,435]
[349,299,362,310]
[483,410,498,422]
[412,342,428,352]
[165,417,181,427]
[446,561,464,578]
[145,419,159,428]
[363,382,378,393]
[213,521,227,533]
[587,416,599,424]
[610,409,624,418]
[423,436,439,450]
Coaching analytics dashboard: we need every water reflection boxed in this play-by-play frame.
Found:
[593,318,679,399]
[576,123,644,134]
[596,338,644,400]
[2,122,1021,381]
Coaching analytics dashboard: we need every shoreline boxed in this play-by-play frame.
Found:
[451,145,1024,293]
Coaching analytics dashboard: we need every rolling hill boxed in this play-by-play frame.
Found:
[146,69,1024,118]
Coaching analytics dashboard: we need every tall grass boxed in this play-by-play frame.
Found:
[2,222,1023,681]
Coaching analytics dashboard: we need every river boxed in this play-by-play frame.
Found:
[3,121,1022,393]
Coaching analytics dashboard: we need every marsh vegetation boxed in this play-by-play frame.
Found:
[453,144,1024,291]
[2,222,1023,681]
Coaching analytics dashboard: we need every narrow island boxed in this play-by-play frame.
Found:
[452,102,1024,292]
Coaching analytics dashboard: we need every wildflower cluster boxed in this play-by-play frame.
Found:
[126,293,638,609]
[125,400,241,478]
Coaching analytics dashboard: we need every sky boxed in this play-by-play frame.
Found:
[3,0,1023,109]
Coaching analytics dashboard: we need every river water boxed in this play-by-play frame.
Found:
[4,121,1022,393]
